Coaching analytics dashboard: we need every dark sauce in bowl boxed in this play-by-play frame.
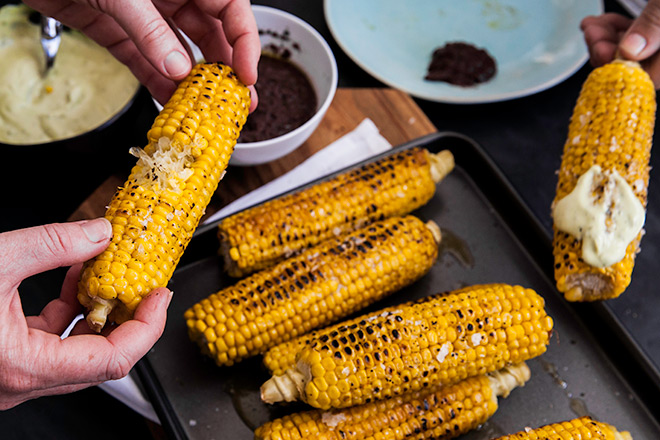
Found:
[425,42,496,87]
[238,54,318,143]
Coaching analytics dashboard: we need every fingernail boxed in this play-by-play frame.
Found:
[153,289,173,306]
[621,33,646,56]
[164,51,190,77]
[81,218,111,243]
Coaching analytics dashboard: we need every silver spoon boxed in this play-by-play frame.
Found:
[40,15,62,75]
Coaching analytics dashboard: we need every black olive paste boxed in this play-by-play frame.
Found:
[425,42,496,87]
[238,54,317,143]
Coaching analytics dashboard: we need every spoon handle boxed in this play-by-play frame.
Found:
[40,16,62,73]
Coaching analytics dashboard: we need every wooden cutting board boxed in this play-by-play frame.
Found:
[68,88,437,222]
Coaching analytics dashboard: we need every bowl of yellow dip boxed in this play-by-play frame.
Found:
[0,4,140,146]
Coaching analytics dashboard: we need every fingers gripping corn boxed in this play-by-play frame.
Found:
[261,283,553,410]
[77,63,250,331]
[255,363,531,440]
[185,216,441,367]
[552,60,655,301]
[492,416,632,440]
[218,148,454,277]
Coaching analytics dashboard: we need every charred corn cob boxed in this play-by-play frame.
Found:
[77,63,250,331]
[185,215,441,366]
[264,300,417,376]
[552,60,655,301]
[218,147,454,277]
[261,283,553,410]
[255,363,530,440]
[492,416,632,440]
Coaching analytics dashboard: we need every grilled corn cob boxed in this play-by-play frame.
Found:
[263,299,419,376]
[552,60,655,301]
[492,416,632,440]
[218,147,454,277]
[77,63,250,331]
[261,283,553,410]
[185,215,441,366]
[255,362,531,440]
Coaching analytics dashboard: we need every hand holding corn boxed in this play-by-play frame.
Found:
[552,60,656,301]
[581,0,660,88]
[0,220,169,410]
[78,62,250,332]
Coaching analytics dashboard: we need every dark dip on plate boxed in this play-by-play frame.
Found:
[425,42,496,87]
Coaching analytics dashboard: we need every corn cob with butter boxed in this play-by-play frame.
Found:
[77,63,250,331]
[218,147,454,277]
[261,283,553,410]
[255,362,531,440]
[552,60,655,301]
[185,215,441,367]
[492,416,632,440]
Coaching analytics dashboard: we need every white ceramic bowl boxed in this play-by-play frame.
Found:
[232,5,338,166]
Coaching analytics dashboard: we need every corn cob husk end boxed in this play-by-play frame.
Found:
[612,57,643,69]
[425,220,442,245]
[85,298,115,333]
[261,367,306,404]
[556,246,633,301]
[428,149,455,183]
[487,362,530,398]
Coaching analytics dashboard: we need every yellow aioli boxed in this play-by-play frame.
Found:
[552,165,645,268]
[0,5,139,145]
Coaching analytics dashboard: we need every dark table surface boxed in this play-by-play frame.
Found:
[2,0,658,439]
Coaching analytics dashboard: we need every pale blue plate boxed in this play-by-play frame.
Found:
[324,0,603,103]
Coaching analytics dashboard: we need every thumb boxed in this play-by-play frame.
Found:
[0,219,112,287]
[619,1,660,60]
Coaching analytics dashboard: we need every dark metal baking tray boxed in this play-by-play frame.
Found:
[136,132,660,440]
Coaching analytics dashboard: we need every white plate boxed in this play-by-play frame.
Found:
[324,0,603,104]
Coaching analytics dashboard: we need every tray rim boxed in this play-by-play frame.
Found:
[136,131,660,439]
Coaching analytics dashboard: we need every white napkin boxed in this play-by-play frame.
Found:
[98,376,160,423]
[91,117,390,424]
[60,314,160,423]
[204,118,392,224]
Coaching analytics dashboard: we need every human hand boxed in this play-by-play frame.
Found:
[0,219,170,410]
[581,0,660,87]
[23,0,260,108]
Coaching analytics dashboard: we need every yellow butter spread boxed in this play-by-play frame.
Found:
[552,165,645,268]
[0,5,139,144]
